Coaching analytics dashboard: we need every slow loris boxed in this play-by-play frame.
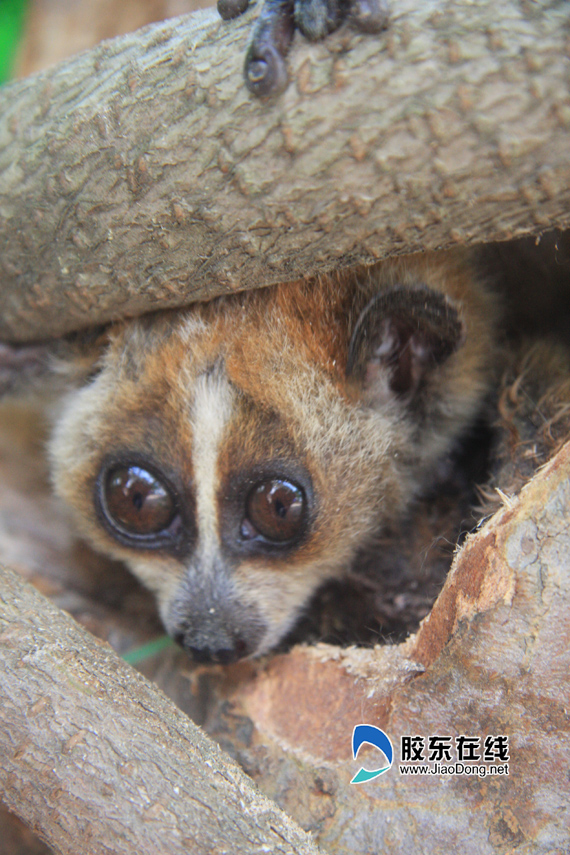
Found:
[1,250,498,662]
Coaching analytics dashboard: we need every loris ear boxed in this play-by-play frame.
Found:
[0,327,109,401]
[346,285,465,407]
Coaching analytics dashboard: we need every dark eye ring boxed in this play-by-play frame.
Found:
[97,462,182,548]
[242,478,306,544]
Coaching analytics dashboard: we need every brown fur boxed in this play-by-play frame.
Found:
[45,249,499,660]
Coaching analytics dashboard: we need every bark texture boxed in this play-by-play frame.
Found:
[1,0,569,342]
[0,563,322,855]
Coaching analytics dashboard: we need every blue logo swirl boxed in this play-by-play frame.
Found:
[350,724,394,784]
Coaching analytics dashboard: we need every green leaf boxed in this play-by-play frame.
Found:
[0,0,29,85]
[123,635,176,665]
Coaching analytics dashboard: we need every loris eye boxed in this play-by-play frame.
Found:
[242,479,305,543]
[100,464,179,542]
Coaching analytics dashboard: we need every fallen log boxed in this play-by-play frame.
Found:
[0,563,323,855]
[1,0,569,341]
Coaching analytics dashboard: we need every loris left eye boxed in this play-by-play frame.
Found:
[97,461,185,550]
[242,479,305,543]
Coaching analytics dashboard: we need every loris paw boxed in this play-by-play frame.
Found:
[218,0,389,96]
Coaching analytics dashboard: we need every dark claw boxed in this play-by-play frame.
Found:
[294,0,347,41]
[349,0,389,34]
[245,43,290,96]
[217,0,250,21]
[244,0,295,96]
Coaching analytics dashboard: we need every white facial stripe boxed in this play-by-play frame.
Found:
[190,369,234,555]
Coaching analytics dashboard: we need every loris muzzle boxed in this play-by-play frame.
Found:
[2,250,498,663]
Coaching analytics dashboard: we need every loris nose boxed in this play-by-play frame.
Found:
[167,570,266,664]
[185,638,248,665]
[174,629,249,664]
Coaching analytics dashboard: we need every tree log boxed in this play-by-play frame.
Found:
[0,563,323,855]
[1,0,569,342]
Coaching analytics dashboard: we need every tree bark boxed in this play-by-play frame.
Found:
[0,563,323,855]
[1,0,569,342]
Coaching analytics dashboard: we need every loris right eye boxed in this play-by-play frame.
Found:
[97,462,185,551]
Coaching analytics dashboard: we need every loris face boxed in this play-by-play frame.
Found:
[43,251,497,662]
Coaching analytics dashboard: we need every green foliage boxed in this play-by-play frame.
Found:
[123,635,176,665]
[0,0,28,84]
